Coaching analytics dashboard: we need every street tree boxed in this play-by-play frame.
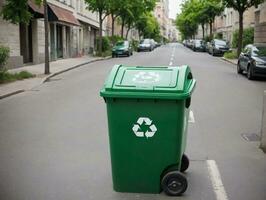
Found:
[175,0,199,39]
[223,0,265,56]
[1,0,50,74]
[197,0,210,38]
[108,0,121,37]
[135,12,161,41]
[201,0,224,38]
[118,0,156,38]
[85,0,109,56]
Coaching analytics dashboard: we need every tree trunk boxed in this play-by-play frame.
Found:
[44,0,50,74]
[98,13,103,56]
[237,11,244,57]
[126,24,131,39]
[209,21,213,38]
[201,24,205,39]
[121,18,125,38]
[111,14,115,36]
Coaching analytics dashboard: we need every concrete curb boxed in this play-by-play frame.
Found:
[221,57,237,65]
[0,90,25,100]
[42,56,112,83]
[0,56,111,100]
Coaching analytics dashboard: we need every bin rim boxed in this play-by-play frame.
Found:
[100,65,196,100]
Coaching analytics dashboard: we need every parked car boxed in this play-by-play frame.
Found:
[209,39,229,56]
[150,39,156,49]
[138,39,153,52]
[205,42,211,53]
[187,39,194,49]
[192,39,205,51]
[112,41,133,57]
[237,44,266,79]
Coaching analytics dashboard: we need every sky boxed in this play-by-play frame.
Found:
[169,0,183,19]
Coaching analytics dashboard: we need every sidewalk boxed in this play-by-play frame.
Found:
[0,55,110,99]
[221,57,238,65]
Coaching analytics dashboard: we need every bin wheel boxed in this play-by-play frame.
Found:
[180,154,189,172]
[161,171,187,196]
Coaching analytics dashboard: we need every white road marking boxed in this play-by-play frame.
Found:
[188,110,195,123]
[207,160,229,200]
[169,61,173,66]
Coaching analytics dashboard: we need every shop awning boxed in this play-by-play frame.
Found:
[28,0,44,18]
[48,3,80,26]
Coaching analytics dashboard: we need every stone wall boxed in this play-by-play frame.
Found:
[0,17,23,69]
[254,22,266,44]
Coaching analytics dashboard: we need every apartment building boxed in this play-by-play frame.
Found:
[254,2,266,44]
[153,0,169,39]
[0,0,100,69]
[212,7,255,43]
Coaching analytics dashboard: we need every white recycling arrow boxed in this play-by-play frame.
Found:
[133,117,157,138]
[132,124,144,137]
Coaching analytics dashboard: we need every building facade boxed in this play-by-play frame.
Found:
[153,0,169,39]
[254,2,266,44]
[0,0,100,69]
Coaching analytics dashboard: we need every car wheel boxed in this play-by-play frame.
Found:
[237,62,243,74]
[247,65,254,80]
[161,171,187,196]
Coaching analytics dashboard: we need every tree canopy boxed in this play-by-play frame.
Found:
[1,0,42,24]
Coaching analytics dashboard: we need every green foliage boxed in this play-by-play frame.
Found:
[204,35,213,42]
[96,36,111,53]
[0,46,10,70]
[214,33,223,39]
[0,70,35,84]
[176,0,223,38]
[224,51,238,59]
[222,0,264,13]
[108,35,123,45]
[136,12,161,40]
[232,28,254,48]
[131,39,139,51]
[85,0,109,16]
[0,0,42,24]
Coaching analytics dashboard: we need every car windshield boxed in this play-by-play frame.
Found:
[215,40,226,46]
[141,39,150,44]
[195,40,202,44]
[253,46,266,57]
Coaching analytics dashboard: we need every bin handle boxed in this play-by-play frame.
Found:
[185,97,191,108]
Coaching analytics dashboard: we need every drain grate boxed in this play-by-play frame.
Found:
[241,133,260,141]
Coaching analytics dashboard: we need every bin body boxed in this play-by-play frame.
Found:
[100,65,196,193]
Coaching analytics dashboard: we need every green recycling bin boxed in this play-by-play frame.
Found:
[100,65,196,196]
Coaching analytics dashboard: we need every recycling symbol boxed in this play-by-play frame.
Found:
[132,72,160,84]
[132,117,157,138]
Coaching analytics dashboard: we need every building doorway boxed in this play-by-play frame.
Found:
[56,25,63,58]
[19,22,33,63]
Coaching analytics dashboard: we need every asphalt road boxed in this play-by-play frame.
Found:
[0,43,266,200]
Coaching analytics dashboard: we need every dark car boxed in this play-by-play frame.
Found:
[209,39,229,56]
[137,39,153,52]
[192,39,205,51]
[237,44,266,79]
[112,41,133,57]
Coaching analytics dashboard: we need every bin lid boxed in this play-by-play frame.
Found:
[100,65,196,100]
